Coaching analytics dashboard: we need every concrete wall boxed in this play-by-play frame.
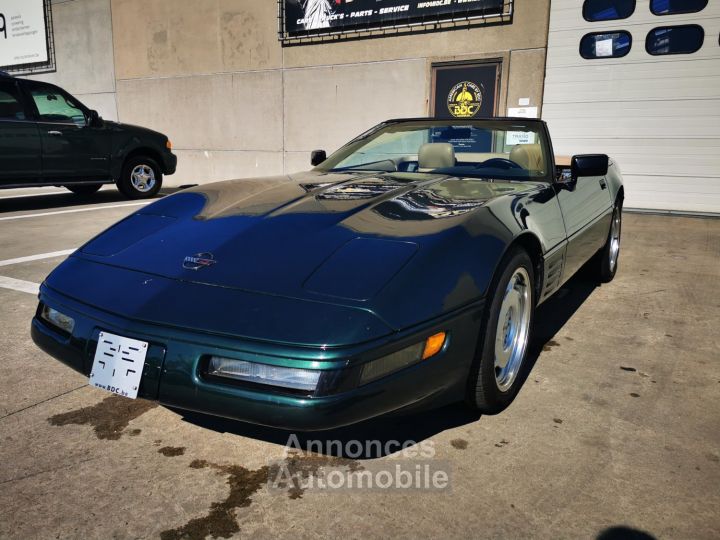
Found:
[27,0,118,121]
[23,1,550,186]
[110,0,550,186]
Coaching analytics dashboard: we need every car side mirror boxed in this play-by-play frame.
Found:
[571,154,609,181]
[88,109,103,127]
[311,150,327,167]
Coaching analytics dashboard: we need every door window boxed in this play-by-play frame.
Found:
[28,84,87,126]
[0,81,27,121]
[650,0,707,16]
[583,0,636,22]
[580,32,633,59]
[646,25,704,55]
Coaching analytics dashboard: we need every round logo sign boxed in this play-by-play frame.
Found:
[447,81,483,118]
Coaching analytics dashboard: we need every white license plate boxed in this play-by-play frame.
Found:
[90,331,148,399]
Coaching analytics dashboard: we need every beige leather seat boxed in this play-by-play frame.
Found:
[418,143,455,172]
[510,144,545,172]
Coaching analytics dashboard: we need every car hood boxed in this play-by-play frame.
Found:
[104,120,167,141]
[69,170,543,330]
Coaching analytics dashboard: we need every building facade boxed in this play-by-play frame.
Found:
[8,0,718,213]
[7,0,550,185]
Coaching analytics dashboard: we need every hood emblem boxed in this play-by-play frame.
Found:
[183,252,217,271]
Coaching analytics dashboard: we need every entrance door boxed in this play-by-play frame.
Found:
[432,62,500,120]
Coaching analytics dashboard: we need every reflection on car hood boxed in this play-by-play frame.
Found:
[104,120,167,140]
[73,170,544,327]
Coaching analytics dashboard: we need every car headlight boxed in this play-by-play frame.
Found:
[360,332,447,385]
[40,305,75,334]
[207,356,321,392]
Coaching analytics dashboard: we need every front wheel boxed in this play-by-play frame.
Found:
[466,248,535,414]
[118,157,162,199]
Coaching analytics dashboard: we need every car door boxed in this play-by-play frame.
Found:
[22,80,111,181]
[0,79,42,185]
[555,171,613,280]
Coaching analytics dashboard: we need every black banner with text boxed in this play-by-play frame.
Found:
[283,0,506,37]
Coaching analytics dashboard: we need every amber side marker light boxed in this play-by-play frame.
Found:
[422,332,447,360]
[166,140,173,150]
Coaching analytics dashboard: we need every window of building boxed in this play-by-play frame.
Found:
[650,0,708,16]
[580,31,632,59]
[0,81,26,121]
[583,0,636,22]
[646,25,704,55]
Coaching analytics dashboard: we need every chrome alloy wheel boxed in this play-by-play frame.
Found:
[130,164,156,193]
[494,267,532,392]
[608,210,621,272]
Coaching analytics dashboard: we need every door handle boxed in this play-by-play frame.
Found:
[47,130,63,137]
[599,178,607,190]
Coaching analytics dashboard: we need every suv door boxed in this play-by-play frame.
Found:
[0,79,41,185]
[21,80,111,181]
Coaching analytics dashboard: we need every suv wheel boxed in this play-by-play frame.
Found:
[118,157,162,199]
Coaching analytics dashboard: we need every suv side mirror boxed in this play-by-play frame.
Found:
[311,150,327,167]
[571,154,608,180]
[88,109,103,128]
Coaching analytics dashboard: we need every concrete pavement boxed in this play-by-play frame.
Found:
[0,187,718,539]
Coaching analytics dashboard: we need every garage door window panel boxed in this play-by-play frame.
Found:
[650,0,708,16]
[646,25,704,56]
[580,32,632,59]
[0,82,27,121]
[583,0,636,22]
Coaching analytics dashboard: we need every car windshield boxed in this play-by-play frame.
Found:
[317,120,551,181]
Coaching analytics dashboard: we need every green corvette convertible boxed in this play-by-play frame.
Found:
[32,118,624,430]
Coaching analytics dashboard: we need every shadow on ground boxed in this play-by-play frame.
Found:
[178,269,601,458]
[597,526,656,540]
[0,187,180,214]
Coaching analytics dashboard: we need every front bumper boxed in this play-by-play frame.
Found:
[32,286,483,431]
[161,151,177,176]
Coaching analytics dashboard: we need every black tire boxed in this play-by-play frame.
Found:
[466,247,535,414]
[596,203,622,283]
[65,184,102,196]
[118,156,163,199]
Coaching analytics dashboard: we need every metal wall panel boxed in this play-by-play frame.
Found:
[543,0,720,213]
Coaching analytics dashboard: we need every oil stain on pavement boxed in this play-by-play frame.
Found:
[451,439,469,450]
[161,454,362,540]
[47,394,157,440]
[158,446,186,457]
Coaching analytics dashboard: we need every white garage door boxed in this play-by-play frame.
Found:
[542,0,720,213]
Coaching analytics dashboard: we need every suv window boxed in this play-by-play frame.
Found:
[26,83,87,126]
[0,81,27,121]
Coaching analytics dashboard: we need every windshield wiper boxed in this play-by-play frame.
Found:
[330,159,397,173]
